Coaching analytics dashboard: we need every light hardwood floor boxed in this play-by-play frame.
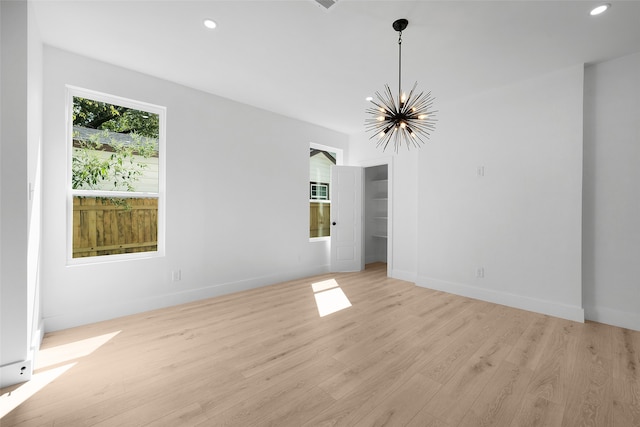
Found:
[2,263,639,426]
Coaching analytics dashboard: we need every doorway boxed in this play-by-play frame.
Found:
[364,165,389,267]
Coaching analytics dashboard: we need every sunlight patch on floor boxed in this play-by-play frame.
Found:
[312,279,352,317]
[311,278,340,293]
[0,330,120,418]
[36,331,121,370]
[0,363,76,418]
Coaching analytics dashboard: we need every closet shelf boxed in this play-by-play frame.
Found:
[372,234,388,239]
[373,216,388,220]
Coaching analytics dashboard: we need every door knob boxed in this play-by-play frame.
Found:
[332,222,337,226]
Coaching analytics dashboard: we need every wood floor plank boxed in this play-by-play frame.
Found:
[611,327,640,426]
[422,304,518,386]
[421,332,516,425]
[303,344,431,426]
[2,263,638,427]
[561,321,615,426]
[510,394,565,427]
[506,314,555,370]
[143,402,208,427]
[317,297,492,402]
[316,323,425,401]
[405,411,451,427]
[352,373,440,427]
[197,381,334,427]
[458,361,533,427]
[526,318,581,405]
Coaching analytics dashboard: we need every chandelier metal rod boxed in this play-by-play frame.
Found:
[398,30,402,103]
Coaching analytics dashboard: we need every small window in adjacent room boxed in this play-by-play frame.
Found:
[310,182,329,200]
[309,145,338,239]
[67,86,165,262]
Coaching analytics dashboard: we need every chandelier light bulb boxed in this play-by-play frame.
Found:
[590,4,610,15]
[203,19,217,29]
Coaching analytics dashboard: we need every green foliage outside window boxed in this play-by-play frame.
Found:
[72,97,159,209]
[73,97,159,139]
[71,130,157,192]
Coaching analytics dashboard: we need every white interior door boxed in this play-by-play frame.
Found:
[330,165,363,272]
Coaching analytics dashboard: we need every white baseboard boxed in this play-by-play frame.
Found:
[0,359,32,388]
[390,269,417,283]
[44,265,330,332]
[416,276,585,323]
[585,305,640,331]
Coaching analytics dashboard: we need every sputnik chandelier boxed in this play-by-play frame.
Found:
[365,19,437,152]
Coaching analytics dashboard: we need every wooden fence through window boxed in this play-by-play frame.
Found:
[310,202,330,238]
[73,196,158,258]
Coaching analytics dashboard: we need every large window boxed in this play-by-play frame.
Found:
[309,147,337,238]
[68,87,165,262]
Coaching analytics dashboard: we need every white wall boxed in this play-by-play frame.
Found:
[42,47,348,331]
[1,0,43,387]
[415,65,585,322]
[0,0,28,375]
[583,53,640,330]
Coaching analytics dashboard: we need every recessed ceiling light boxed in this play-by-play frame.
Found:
[590,4,610,16]
[203,19,217,29]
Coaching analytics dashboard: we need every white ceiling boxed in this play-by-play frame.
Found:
[31,0,640,135]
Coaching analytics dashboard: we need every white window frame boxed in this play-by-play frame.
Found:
[309,142,343,242]
[66,86,166,264]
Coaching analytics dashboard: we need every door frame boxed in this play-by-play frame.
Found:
[354,157,393,277]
